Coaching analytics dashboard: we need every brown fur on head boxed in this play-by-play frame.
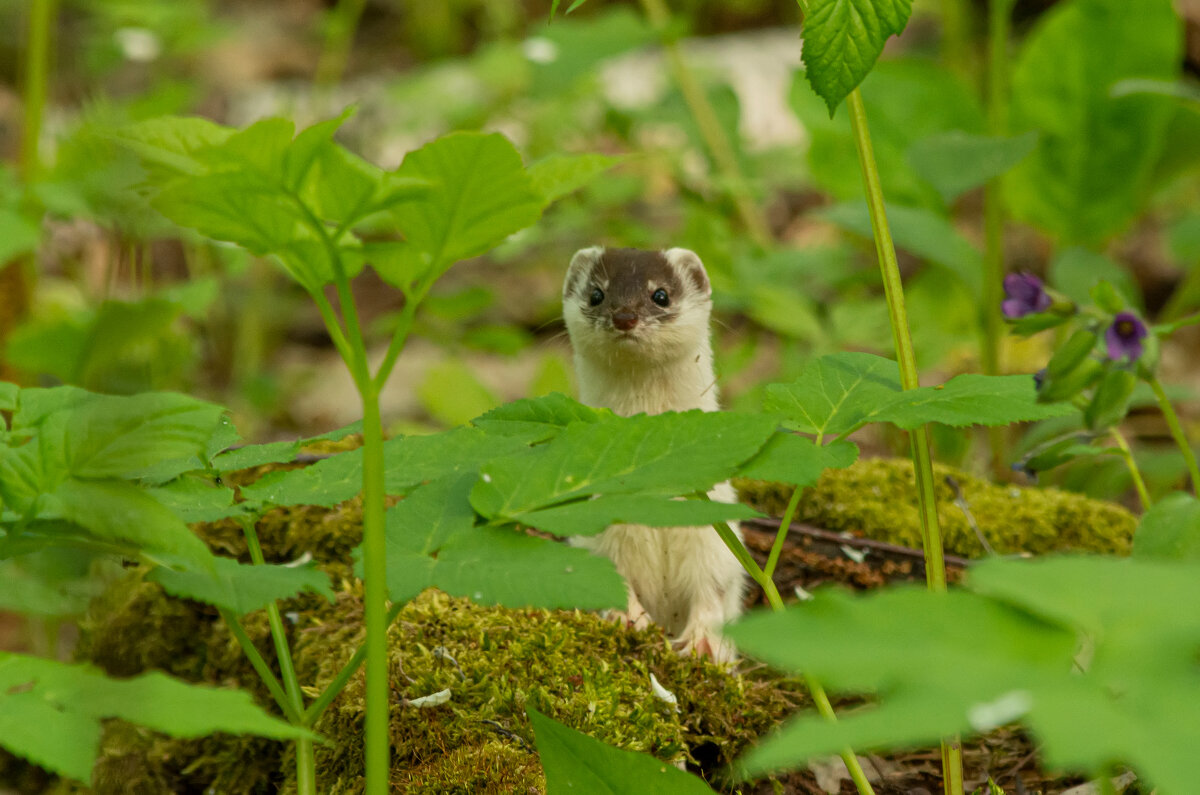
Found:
[562,246,712,366]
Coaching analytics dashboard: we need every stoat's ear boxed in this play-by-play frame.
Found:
[564,246,604,300]
[664,247,711,298]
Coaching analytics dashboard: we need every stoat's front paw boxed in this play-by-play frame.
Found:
[603,599,652,631]
[674,630,737,665]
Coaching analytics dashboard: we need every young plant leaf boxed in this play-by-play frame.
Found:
[866,373,1074,430]
[737,435,858,486]
[801,0,914,116]
[149,555,334,616]
[1006,0,1183,244]
[1133,492,1200,561]
[470,411,777,521]
[387,132,543,289]
[907,131,1038,203]
[0,652,313,782]
[527,706,716,794]
[762,353,902,439]
[527,153,623,204]
[471,392,610,442]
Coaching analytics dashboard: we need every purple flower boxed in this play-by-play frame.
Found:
[1002,273,1053,318]
[1105,312,1148,361]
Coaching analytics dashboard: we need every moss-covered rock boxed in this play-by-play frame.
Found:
[737,457,1137,558]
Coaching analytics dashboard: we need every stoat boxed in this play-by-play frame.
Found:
[562,246,745,662]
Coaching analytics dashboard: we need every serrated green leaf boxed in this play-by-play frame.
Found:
[54,477,213,566]
[518,495,761,537]
[528,706,719,794]
[738,435,858,486]
[528,153,623,204]
[145,475,244,523]
[62,392,224,479]
[1134,492,1200,561]
[472,393,610,443]
[801,0,914,115]
[907,131,1038,203]
[1006,0,1182,244]
[470,411,777,521]
[386,132,543,288]
[0,652,311,782]
[762,353,901,439]
[149,555,333,615]
[106,115,231,176]
[765,354,1073,439]
[210,420,362,473]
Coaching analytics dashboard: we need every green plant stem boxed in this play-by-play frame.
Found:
[1108,427,1151,511]
[20,0,55,182]
[374,282,428,390]
[242,519,316,795]
[940,0,972,80]
[1147,375,1200,495]
[315,0,368,88]
[710,516,876,795]
[845,86,960,794]
[305,602,406,725]
[635,0,772,249]
[764,486,803,580]
[222,609,300,723]
[359,383,390,795]
[982,0,1014,476]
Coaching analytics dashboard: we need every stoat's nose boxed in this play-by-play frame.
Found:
[612,308,639,331]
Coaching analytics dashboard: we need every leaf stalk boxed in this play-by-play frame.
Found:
[1147,375,1200,495]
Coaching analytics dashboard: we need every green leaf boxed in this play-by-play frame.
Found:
[737,435,858,486]
[0,549,115,618]
[106,115,231,176]
[373,474,624,608]
[62,392,225,479]
[1006,0,1183,243]
[528,153,623,204]
[517,495,761,537]
[418,358,499,428]
[907,130,1038,203]
[528,707,716,794]
[0,652,312,782]
[150,555,334,616]
[1083,368,1136,430]
[0,381,17,413]
[819,201,983,297]
[764,354,1073,439]
[1134,492,1200,561]
[54,477,213,566]
[210,420,362,473]
[471,393,610,443]
[470,411,777,522]
[387,132,543,288]
[1049,247,1141,309]
[762,353,901,439]
[0,207,41,263]
[801,0,914,115]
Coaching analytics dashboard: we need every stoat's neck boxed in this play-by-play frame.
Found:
[575,342,719,416]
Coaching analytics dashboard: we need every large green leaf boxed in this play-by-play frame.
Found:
[907,131,1038,203]
[386,132,543,289]
[764,353,1073,439]
[150,555,334,615]
[517,495,760,538]
[372,474,624,608]
[209,420,362,473]
[737,435,858,486]
[800,0,914,116]
[1006,0,1183,244]
[471,393,610,443]
[528,707,718,794]
[1133,492,1200,561]
[0,652,312,782]
[470,411,777,522]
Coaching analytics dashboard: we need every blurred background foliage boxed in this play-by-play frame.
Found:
[1,0,1198,505]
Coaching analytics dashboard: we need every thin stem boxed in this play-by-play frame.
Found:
[1148,375,1200,495]
[845,86,960,792]
[940,0,972,80]
[305,602,406,726]
[636,0,772,249]
[20,0,55,182]
[315,0,368,88]
[764,486,803,581]
[982,0,1014,477]
[1108,427,1151,511]
[373,282,427,391]
[242,519,316,795]
[360,383,390,795]
[710,515,876,795]
[221,608,300,724]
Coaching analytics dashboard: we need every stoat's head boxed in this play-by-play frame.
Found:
[562,246,713,365]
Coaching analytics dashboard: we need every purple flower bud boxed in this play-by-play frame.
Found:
[1105,312,1148,361]
[1002,273,1053,319]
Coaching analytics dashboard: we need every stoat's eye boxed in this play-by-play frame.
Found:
[651,288,670,307]
[589,287,605,307]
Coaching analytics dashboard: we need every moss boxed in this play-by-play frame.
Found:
[737,456,1137,558]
